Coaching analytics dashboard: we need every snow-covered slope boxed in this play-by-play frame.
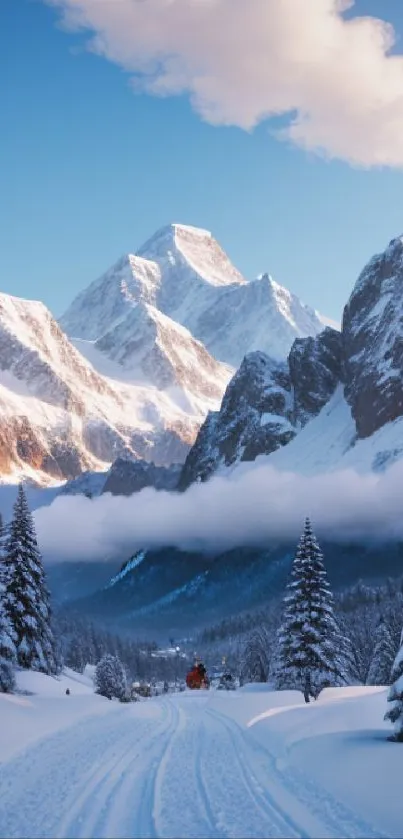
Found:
[89,301,233,414]
[263,384,403,476]
[60,224,327,368]
[0,293,204,483]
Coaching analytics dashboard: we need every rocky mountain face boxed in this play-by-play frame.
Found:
[342,236,403,439]
[102,457,181,496]
[180,233,403,488]
[289,327,343,427]
[179,328,341,488]
[178,352,295,489]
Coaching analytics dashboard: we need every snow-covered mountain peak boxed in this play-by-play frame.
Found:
[138,222,246,288]
[138,223,212,253]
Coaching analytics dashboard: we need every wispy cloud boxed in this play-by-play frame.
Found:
[45,0,403,167]
[34,460,403,562]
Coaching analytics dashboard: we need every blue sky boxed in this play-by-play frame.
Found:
[1,0,403,321]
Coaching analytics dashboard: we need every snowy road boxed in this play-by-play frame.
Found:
[0,689,395,839]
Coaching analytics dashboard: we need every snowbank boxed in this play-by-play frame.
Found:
[220,684,400,838]
[0,668,122,763]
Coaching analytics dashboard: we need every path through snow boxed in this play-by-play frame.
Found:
[0,686,396,839]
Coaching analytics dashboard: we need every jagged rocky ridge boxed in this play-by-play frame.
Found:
[179,328,342,488]
[343,236,403,438]
[179,235,403,488]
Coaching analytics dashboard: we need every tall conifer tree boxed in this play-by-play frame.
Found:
[2,484,56,673]
[276,517,348,702]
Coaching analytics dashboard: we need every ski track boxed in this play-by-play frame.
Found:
[0,693,393,839]
[201,706,302,839]
[0,700,173,839]
[207,706,389,839]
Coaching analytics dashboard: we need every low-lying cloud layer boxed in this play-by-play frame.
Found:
[34,460,403,563]
[46,0,403,167]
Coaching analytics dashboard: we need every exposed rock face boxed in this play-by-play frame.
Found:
[102,457,182,496]
[179,330,343,488]
[0,415,95,482]
[343,237,403,439]
[179,352,295,489]
[289,327,343,426]
[179,233,403,489]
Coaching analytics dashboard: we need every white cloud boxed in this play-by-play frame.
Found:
[46,0,403,167]
[34,459,403,562]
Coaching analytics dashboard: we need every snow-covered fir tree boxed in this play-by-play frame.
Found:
[367,617,396,686]
[94,653,127,700]
[2,484,56,674]
[276,517,348,702]
[384,628,403,742]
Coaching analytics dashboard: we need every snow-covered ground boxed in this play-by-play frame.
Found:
[0,670,400,838]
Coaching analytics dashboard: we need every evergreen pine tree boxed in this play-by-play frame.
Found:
[276,517,348,702]
[384,628,403,742]
[2,484,56,674]
[94,653,127,700]
[367,617,396,686]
